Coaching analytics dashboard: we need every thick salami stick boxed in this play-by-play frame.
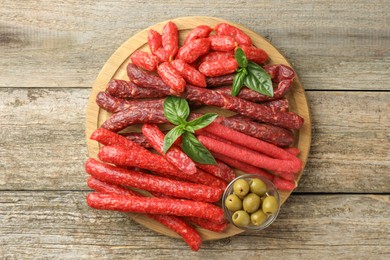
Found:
[212,153,274,181]
[100,106,167,132]
[261,98,289,112]
[107,79,166,99]
[87,178,203,251]
[213,80,293,103]
[96,92,164,113]
[86,158,223,202]
[87,192,225,223]
[142,124,197,175]
[198,135,301,174]
[127,64,303,130]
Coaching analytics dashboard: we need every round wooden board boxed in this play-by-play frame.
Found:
[85,16,311,241]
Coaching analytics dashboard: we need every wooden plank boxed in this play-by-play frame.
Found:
[0,191,388,258]
[0,89,389,192]
[1,1,389,90]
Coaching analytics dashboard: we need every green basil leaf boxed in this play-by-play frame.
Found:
[186,113,218,131]
[235,47,248,68]
[163,125,185,153]
[163,96,190,125]
[231,69,247,96]
[183,124,195,133]
[181,132,217,165]
[244,61,274,97]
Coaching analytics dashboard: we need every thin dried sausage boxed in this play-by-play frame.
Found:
[87,192,226,223]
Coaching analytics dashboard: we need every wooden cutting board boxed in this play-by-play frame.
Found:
[85,16,311,240]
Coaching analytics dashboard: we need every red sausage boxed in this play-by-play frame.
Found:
[184,25,212,45]
[195,160,236,183]
[176,38,211,64]
[273,176,296,191]
[86,158,223,202]
[185,216,228,232]
[199,51,234,64]
[87,178,203,251]
[215,23,252,46]
[171,59,206,88]
[87,192,226,223]
[127,64,304,130]
[96,92,164,113]
[212,153,274,181]
[157,62,186,93]
[202,121,300,162]
[198,58,238,77]
[197,135,301,174]
[130,50,158,71]
[121,132,152,148]
[148,29,162,54]
[100,106,167,132]
[107,79,166,99]
[209,35,236,52]
[239,45,269,65]
[162,21,179,60]
[142,124,197,175]
[213,80,294,103]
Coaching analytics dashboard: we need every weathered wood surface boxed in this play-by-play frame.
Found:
[1,89,388,192]
[1,0,390,258]
[0,192,388,259]
[1,0,389,90]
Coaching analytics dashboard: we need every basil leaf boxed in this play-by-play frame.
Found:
[163,125,185,153]
[244,61,274,97]
[181,132,217,165]
[183,124,195,133]
[235,47,248,68]
[163,96,190,125]
[231,69,247,96]
[186,113,218,131]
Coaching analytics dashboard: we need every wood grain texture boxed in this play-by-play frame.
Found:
[0,191,388,259]
[1,0,389,90]
[1,89,389,193]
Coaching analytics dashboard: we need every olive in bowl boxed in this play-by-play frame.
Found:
[222,174,281,231]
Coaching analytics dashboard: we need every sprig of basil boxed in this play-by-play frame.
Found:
[163,97,217,165]
[232,47,274,97]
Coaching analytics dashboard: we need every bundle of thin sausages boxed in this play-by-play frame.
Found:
[87,21,304,251]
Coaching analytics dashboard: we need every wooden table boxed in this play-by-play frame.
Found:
[1,1,389,259]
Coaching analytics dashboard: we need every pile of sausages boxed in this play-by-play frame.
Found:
[86,21,304,251]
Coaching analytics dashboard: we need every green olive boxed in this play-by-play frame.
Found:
[242,193,261,213]
[249,178,267,196]
[262,195,279,215]
[231,210,250,227]
[224,194,242,211]
[233,179,250,199]
[251,209,268,226]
